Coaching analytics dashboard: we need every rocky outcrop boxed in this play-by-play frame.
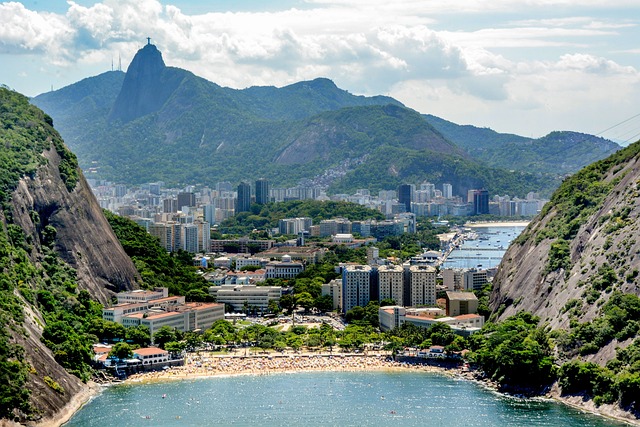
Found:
[3,146,140,424]
[11,147,140,304]
[108,43,184,123]
[491,141,640,362]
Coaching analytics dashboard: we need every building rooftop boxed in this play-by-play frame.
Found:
[446,291,479,301]
[455,314,483,320]
[134,347,168,356]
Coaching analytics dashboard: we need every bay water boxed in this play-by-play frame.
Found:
[66,371,626,426]
[442,224,526,269]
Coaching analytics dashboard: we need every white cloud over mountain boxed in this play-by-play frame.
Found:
[0,0,639,138]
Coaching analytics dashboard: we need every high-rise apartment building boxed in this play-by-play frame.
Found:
[378,265,405,306]
[463,269,488,291]
[255,178,270,205]
[409,265,437,306]
[473,189,490,215]
[236,182,252,213]
[398,184,413,213]
[177,192,196,209]
[442,183,453,199]
[342,265,371,313]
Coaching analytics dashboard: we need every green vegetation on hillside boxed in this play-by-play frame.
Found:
[219,200,385,234]
[328,146,558,198]
[103,211,211,301]
[34,61,561,197]
[468,312,556,391]
[558,338,640,408]
[522,141,640,245]
[424,114,620,176]
[553,292,640,358]
[0,88,78,204]
[0,88,89,420]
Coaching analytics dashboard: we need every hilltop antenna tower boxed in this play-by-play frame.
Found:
[118,54,122,71]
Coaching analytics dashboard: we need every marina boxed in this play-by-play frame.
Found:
[441,224,527,269]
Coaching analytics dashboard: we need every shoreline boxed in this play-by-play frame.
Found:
[56,353,639,426]
[456,371,640,427]
[29,382,100,427]
[124,353,451,385]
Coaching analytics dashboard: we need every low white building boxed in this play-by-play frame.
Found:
[265,255,304,279]
[332,233,354,243]
[379,306,483,336]
[209,285,282,311]
[133,347,170,365]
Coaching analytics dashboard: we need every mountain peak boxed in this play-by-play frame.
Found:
[108,43,177,123]
[127,43,166,78]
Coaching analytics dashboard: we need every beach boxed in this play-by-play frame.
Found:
[125,352,449,384]
[50,353,640,427]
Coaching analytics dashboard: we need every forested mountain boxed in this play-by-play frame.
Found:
[490,140,640,412]
[424,114,620,175]
[31,43,585,197]
[0,88,140,423]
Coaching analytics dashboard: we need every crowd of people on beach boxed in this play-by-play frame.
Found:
[127,354,444,382]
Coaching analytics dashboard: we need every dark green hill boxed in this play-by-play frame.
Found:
[239,77,403,120]
[31,43,605,197]
[423,114,620,175]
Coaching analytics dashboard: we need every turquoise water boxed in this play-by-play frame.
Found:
[66,371,626,426]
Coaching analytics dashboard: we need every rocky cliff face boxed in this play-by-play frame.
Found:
[491,141,640,364]
[0,88,140,425]
[108,43,183,123]
[11,147,140,304]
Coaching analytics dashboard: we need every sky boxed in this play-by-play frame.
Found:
[1,0,640,141]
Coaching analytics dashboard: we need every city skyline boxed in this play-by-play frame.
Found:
[1,0,639,141]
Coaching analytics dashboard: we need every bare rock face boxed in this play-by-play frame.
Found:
[11,147,140,305]
[491,143,640,363]
[108,43,183,123]
[4,148,140,424]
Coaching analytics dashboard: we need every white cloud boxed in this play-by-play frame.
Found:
[1,0,639,138]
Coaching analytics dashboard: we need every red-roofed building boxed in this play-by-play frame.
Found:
[133,347,169,365]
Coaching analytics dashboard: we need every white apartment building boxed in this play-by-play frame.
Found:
[442,269,464,291]
[378,265,405,306]
[321,279,343,311]
[209,285,282,311]
[409,265,437,306]
[463,269,488,291]
[342,264,371,313]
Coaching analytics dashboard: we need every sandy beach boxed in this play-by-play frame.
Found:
[125,353,450,384]
[43,353,639,427]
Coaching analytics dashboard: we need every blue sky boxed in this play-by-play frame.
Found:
[1,0,639,140]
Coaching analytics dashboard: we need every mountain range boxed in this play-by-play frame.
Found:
[32,44,620,197]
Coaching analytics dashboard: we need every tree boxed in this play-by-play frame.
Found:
[296,292,315,313]
[184,331,203,352]
[125,325,151,347]
[279,294,296,313]
[165,341,187,357]
[315,294,334,312]
[109,342,133,360]
[153,326,178,349]
[380,298,396,307]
